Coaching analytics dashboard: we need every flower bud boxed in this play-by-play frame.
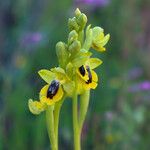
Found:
[68,40,81,54]
[76,13,87,31]
[75,8,81,17]
[68,30,78,45]
[56,41,69,68]
[66,62,74,78]
[68,17,79,31]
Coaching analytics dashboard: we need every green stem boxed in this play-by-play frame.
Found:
[73,90,80,150]
[46,106,57,150]
[79,90,90,134]
[54,97,65,149]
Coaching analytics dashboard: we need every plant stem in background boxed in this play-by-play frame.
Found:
[46,106,57,150]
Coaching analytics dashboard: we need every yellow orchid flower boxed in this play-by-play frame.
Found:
[77,57,102,93]
[39,67,75,97]
[28,79,64,115]
[92,26,110,52]
[77,65,98,92]
[40,80,64,105]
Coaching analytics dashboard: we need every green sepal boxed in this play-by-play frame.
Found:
[88,58,103,69]
[71,50,92,68]
[51,67,69,83]
[38,69,55,84]
[97,34,110,47]
[92,26,104,38]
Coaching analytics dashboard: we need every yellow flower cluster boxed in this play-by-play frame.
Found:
[28,8,110,115]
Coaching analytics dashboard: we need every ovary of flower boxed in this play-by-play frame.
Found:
[92,26,110,52]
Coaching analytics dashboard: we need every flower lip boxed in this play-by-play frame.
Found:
[86,66,92,84]
[47,80,59,99]
[79,65,86,76]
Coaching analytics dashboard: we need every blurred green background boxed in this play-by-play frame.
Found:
[0,0,150,149]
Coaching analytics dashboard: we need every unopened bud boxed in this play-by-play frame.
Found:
[76,13,87,30]
[56,41,69,68]
[68,30,78,45]
[68,17,79,31]
[68,40,81,54]
[75,8,81,17]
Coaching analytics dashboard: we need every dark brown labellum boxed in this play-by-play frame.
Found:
[47,80,59,99]
[79,65,86,76]
[86,66,92,84]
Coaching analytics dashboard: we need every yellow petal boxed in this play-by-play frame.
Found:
[39,84,49,99]
[28,99,45,115]
[91,70,98,82]
[92,43,105,51]
[89,82,98,89]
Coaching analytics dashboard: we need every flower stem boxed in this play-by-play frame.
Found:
[46,106,57,150]
[79,90,90,133]
[54,97,65,149]
[73,90,81,150]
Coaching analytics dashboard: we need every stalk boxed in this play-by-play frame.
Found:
[54,97,65,149]
[46,106,57,150]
